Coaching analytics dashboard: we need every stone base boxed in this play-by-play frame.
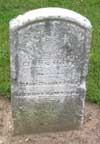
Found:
[12,96,84,135]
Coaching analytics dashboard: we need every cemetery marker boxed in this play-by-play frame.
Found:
[9,8,92,134]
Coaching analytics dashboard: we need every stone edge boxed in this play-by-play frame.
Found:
[9,7,92,31]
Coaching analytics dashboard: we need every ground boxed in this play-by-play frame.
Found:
[0,97,100,144]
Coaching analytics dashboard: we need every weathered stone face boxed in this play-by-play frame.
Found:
[9,8,92,134]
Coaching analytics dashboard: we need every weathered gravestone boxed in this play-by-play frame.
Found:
[9,8,92,134]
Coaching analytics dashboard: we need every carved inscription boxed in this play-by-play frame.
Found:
[15,20,85,99]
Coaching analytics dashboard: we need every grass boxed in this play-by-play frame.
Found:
[0,0,100,103]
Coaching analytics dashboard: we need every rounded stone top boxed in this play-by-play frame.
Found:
[9,7,92,31]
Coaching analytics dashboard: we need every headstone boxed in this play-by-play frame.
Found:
[9,8,92,134]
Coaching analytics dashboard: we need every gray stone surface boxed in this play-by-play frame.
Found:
[9,8,92,134]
